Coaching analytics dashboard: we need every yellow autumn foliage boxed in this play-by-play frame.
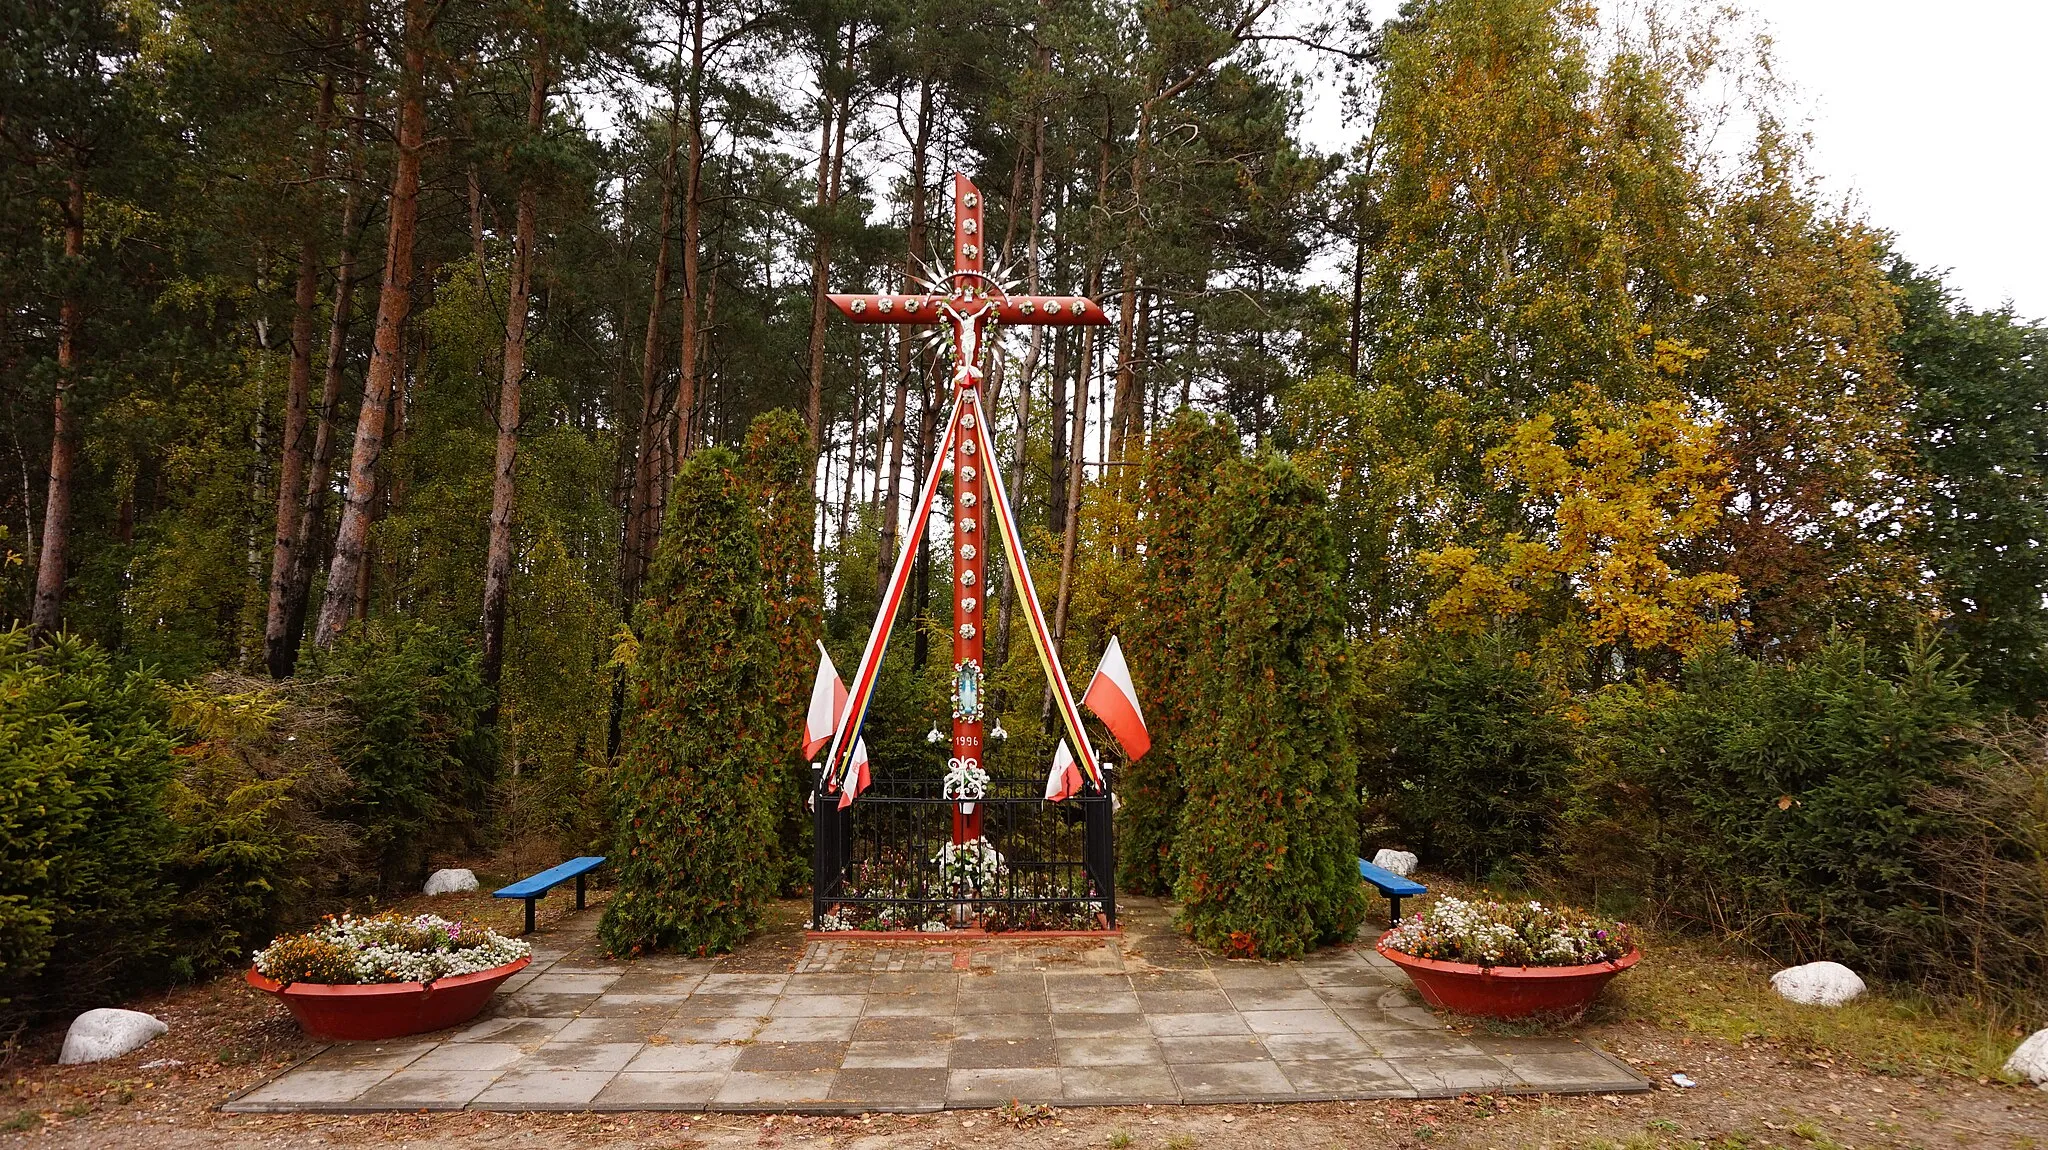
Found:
[1418,389,1739,656]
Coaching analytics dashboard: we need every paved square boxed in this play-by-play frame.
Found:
[224,897,1645,1113]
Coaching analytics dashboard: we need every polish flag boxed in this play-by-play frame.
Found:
[802,642,848,760]
[1043,740,1084,803]
[1082,636,1150,763]
[835,739,872,810]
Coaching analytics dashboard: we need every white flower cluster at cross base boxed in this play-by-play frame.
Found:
[934,837,1007,889]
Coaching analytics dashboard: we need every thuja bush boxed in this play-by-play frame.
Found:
[0,629,176,1026]
[601,448,777,956]
[1120,407,1241,896]
[744,410,823,895]
[1174,453,1366,959]
[1358,633,1574,877]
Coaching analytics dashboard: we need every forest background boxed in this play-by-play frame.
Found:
[3,0,2046,1031]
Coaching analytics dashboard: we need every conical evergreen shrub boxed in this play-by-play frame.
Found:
[1120,408,1241,895]
[742,410,822,895]
[1174,452,1366,959]
[600,447,776,956]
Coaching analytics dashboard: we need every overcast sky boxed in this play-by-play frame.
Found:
[1301,0,2047,319]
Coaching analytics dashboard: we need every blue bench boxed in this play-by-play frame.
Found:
[1358,857,1427,925]
[494,856,606,935]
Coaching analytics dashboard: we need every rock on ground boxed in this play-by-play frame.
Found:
[1770,961,1866,1006]
[423,868,479,895]
[1372,849,1418,877]
[2005,1028,2048,1087]
[59,1009,167,1064]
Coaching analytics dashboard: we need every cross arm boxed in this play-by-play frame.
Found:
[986,296,1112,327]
[828,294,948,323]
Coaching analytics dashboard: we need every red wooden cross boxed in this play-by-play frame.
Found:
[829,174,1108,845]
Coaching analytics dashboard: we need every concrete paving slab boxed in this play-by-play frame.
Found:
[449,1016,573,1045]
[756,1014,859,1042]
[713,1069,837,1108]
[1059,1064,1179,1104]
[842,1040,950,1069]
[1054,1036,1165,1067]
[472,1069,616,1108]
[1170,1059,1296,1101]
[235,1069,392,1106]
[622,1041,742,1073]
[1159,1035,1269,1064]
[829,1068,947,1109]
[1147,1011,1253,1037]
[591,1071,722,1108]
[354,1070,501,1108]
[949,1037,1057,1069]
[946,1067,1061,1106]
[1049,1012,1150,1038]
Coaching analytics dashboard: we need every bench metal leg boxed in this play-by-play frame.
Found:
[1388,895,1403,926]
[525,898,537,936]
[576,873,586,910]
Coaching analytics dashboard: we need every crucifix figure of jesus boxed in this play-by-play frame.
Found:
[823,173,1109,848]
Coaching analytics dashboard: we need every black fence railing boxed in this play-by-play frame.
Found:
[812,772,1116,932]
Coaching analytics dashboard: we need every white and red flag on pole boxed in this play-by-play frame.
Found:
[1043,740,1084,803]
[1082,635,1150,763]
[835,738,871,809]
[802,642,848,761]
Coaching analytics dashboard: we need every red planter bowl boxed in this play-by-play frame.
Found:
[246,956,530,1041]
[1376,936,1639,1020]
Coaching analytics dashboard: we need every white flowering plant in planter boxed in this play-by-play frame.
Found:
[253,913,530,985]
[934,837,1007,890]
[1382,896,1632,967]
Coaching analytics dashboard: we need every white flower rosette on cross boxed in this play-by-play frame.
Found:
[941,756,989,815]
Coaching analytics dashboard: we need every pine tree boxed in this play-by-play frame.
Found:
[599,447,775,956]
[1174,452,1366,959]
[742,410,821,893]
[1119,408,1240,895]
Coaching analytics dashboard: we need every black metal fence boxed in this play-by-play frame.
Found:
[812,772,1116,932]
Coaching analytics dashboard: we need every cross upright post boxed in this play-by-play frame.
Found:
[824,174,1110,848]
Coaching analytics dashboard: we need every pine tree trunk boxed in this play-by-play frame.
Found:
[1108,107,1150,469]
[315,0,430,649]
[876,74,931,585]
[29,168,86,638]
[672,0,706,465]
[1051,126,1113,655]
[993,103,1047,673]
[264,64,337,675]
[623,102,678,606]
[802,25,854,450]
[481,41,550,716]
[275,52,370,674]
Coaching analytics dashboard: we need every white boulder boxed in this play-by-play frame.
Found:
[2004,1028,2048,1087]
[59,1009,167,1064]
[1770,961,1866,1006]
[1371,849,1419,877]
[424,868,479,895]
